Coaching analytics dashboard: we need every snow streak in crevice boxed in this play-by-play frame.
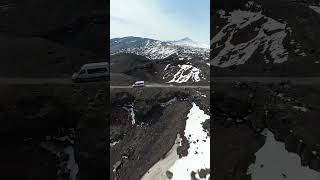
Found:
[122,104,136,125]
[309,5,320,14]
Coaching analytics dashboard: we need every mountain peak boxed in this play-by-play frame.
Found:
[180,37,193,41]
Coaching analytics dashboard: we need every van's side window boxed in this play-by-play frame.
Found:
[79,69,86,74]
[87,68,108,74]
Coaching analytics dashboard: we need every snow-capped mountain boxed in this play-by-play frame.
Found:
[110,36,210,84]
[211,0,320,70]
[110,36,209,60]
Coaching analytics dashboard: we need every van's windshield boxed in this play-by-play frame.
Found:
[79,69,86,74]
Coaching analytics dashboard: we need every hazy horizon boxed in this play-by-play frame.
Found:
[110,35,203,42]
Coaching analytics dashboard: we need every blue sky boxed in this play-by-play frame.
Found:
[110,0,210,45]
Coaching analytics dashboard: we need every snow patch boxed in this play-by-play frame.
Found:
[169,103,210,180]
[129,107,135,125]
[40,143,79,180]
[110,140,120,147]
[64,146,79,180]
[160,97,177,107]
[292,106,308,112]
[164,64,171,71]
[299,52,307,57]
[141,134,182,180]
[55,136,74,144]
[245,1,254,8]
[247,129,320,180]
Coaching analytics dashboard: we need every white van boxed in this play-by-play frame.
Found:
[72,62,109,83]
[132,81,145,87]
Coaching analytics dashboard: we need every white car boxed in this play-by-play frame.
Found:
[132,81,145,87]
[72,62,109,83]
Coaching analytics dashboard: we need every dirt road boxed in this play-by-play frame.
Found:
[212,77,320,85]
[110,84,210,89]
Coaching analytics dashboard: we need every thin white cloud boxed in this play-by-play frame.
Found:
[110,0,193,42]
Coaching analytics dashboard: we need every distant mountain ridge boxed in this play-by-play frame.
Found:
[110,36,209,60]
[168,37,209,49]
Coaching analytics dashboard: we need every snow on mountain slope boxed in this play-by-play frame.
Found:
[212,9,288,67]
[211,0,310,68]
[158,55,209,84]
[111,36,209,60]
[163,63,202,83]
